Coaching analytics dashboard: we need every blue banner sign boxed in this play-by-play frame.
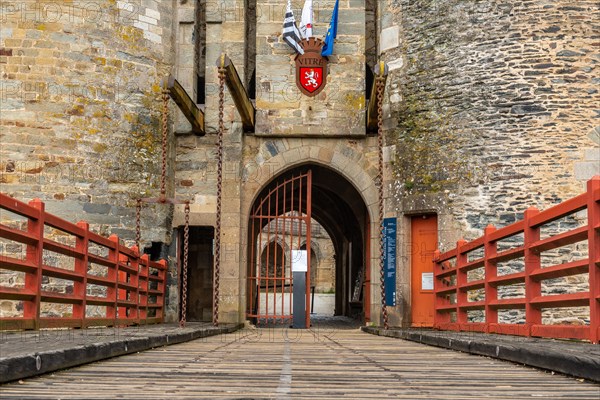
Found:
[383,217,397,307]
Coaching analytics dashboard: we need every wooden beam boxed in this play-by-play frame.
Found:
[367,61,389,133]
[217,54,255,132]
[165,76,205,136]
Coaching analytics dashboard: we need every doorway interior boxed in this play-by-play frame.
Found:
[246,164,371,326]
[181,226,214,322]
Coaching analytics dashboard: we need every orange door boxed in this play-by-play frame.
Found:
[411,215,437,327]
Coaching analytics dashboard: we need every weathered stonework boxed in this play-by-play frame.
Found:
[1,0,597,329]
[0,0,175,245]
[254,0,366,136]
[382,0,599,326]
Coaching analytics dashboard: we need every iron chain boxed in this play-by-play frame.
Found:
[135,198,142,252]
[160,88,169,200]
[180,202,190,327]
[377,78,389,330]
[213,67,226,327]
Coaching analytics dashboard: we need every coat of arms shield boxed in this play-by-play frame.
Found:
[295,38,328,97]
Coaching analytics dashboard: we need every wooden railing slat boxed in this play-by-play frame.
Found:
[434,176,600,343]
[0,195,168,331]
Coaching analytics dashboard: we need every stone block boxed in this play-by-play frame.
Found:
[0,27,13,40]
[387,57,404,72]
[0,98,24,111]
[143,30,161,44]
[574,161,600,180]
[206,4,223,23]
[83,203,112,214]
[338,9,366,25]
[380,26,399,52]
[133,21,149,31]
[588,126,600,145]
[146,8,161,21]
[178,7,195,23]
[219,279,241,297]
[583,148,599,161]
[49,32,77,44]
[139,15,158,26]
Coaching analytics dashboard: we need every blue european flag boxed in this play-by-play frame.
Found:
[321,0,339,56]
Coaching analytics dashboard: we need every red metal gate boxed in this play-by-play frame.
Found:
[247,170,312,326]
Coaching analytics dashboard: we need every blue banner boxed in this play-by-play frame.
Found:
[321,0,339,56]
[383,217,397,307]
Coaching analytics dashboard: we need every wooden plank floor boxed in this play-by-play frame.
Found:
[2,327,598,399]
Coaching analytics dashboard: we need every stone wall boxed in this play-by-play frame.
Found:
[0,1,178,318]
[382,0,599,235]
[254,0,366,136]
[380,0,599,326]
[0,0,177,245]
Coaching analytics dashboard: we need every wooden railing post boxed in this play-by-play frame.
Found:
[456,239,468,328]
[524,207,541,337]
[587,177,600,344]
[139,254,149,323]
[114,237,128,321]
[433,250,442,329]
[74,221,89,328]
[107,235,119,325]
[130,246,140,324]
[25,199,44,330]
[484,225,498,333]
[158,259,168,322]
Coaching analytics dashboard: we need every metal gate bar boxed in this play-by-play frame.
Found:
[247,171,312,325]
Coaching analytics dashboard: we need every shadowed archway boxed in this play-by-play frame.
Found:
[246,164,370,325]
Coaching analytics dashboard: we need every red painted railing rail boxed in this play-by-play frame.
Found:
[434,176,600,343]
[0,194,168,330]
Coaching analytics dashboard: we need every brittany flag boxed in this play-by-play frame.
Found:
[299,0,313,38]
[282,0,304,54]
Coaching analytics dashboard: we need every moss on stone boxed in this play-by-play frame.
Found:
[389,37,474,197]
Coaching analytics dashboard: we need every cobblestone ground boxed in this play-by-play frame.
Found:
[1,318,598,399]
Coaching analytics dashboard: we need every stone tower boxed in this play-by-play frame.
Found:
[1,1,598,327]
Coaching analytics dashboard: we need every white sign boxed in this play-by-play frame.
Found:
[291,250,308,272]
[422,272,434,291]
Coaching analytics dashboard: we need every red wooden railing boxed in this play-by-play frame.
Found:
[434,176,600,343]
[0,194,168,330]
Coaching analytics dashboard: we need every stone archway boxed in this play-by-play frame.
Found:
[244,160,376,324]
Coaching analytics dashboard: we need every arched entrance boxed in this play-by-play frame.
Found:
[246,164,370,326]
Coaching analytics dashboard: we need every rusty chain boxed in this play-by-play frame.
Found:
[213,66,226,327]
[376,77,389,330]
[135,198,142,252]
[180,202,190,327]
[160,87,169,201]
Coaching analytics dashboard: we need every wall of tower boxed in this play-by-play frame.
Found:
[381,0,599,325]
[0,0,177,244]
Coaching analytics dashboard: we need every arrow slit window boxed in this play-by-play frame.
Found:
[195,2,206,104]
[365,0,377,101]
[245,0,257,100]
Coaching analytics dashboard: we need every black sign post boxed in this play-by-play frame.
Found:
[292,250,308,328]
[292,271,306,328]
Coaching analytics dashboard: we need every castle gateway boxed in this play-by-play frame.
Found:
[0,1,597,329]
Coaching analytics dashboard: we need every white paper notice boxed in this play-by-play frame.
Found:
[422,272,434,290]
[291,250,308,272]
